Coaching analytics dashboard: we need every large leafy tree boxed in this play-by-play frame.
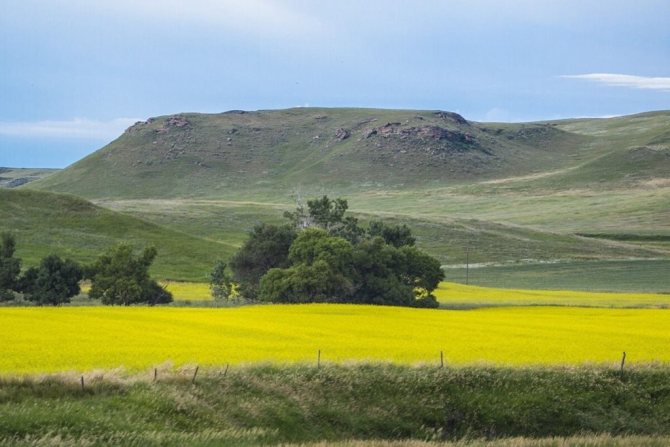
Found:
[256,227,443,308]
[20,255,83,306]
[87,244,172,305]
[0,232,21,301]
[228,223,296,299]
[234,196,444,307]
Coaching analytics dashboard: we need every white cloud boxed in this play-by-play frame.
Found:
[66,0,325,39]
[0,118,140,139]
[562,73,670,92]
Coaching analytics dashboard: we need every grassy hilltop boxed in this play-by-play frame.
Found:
[22,108,670,289]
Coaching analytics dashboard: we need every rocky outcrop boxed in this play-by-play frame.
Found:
[335,128,351,140]
[434,111,469,125]
[365,123,475,145]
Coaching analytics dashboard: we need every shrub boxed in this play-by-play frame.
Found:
[87,244,172,305]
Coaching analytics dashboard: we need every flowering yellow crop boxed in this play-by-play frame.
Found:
[80,281,213,301]
[435,282,670,308]
[79,281,670,306]
[163,281,212,301]
[1,305,668,374]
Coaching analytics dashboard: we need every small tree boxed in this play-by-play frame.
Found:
[367,220,416,247]
[20,255,83,306]
[210,260,234,301]
[285,196,364,244]
[0,232,21,301]
[87,244,172,305]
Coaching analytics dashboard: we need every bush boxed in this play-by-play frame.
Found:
[20,255,83,306]
[87,244,172,305]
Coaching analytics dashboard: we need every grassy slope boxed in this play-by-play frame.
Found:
[445,259,670,293]
[97,199,664,267]
[28,108,590,200]
[0,167,58,188]
[1,365,669,446]
[0,189,234,281]
[23,108,670,289]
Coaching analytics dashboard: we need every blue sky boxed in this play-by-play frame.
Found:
[1,0,669,168]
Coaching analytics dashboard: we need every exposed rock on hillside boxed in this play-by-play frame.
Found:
[434,110,469,125]
[335,128,350,140]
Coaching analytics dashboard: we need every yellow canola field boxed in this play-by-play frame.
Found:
[79,281,670,306]
[1,304,668,374]
[435,282,670,308]
[163,281,212,301]
[80,281,213,301]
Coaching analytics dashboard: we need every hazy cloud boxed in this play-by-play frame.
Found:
[562,73,670,92]
[64,0,325,39]
[0,118,140,139]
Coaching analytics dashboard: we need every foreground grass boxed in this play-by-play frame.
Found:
[1,304,669,373]
[292,438,670,447]
[1,365,669,446]
[4,435,670,447]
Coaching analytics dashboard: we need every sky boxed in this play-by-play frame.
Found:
[1,0,669,168]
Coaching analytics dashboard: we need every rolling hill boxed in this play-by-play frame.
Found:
[23,108,670,290]
[28,108,593,199]
[0,189,234,281]
[0,167,58,188]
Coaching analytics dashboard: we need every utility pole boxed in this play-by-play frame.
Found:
[465,246,469,285]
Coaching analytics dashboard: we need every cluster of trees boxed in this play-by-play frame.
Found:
[228,196,444,308]
[0,233,171,306]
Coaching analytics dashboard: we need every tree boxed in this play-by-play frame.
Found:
[367,220,416,248]
[210,260,235,301]
[87,244,172,305]
[20,255,83,305]
[349,237,415,306]
[285,196,364,244]
[307,196,349,230]
[258,229,355,303]
[259,260,353,304]
[229,223,296,299]
[0,232,21,301]
[230,196,445,308]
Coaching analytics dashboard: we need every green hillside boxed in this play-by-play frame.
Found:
[23,108,670,290]
[28,108,592,199]
[0,189,234,281]
[98,198,665,266]
[0,167,58,188]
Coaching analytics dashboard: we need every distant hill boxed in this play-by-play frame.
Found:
[28,107,597,199]
[0,189,235,281]
[21,108,670,289]
[0,167,58,188]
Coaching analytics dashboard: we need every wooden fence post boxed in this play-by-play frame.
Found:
[80,375,85,391]
[440,351,444,368]
[620,351,626,374]
[317,349,321,368]
[192,366,199,384]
